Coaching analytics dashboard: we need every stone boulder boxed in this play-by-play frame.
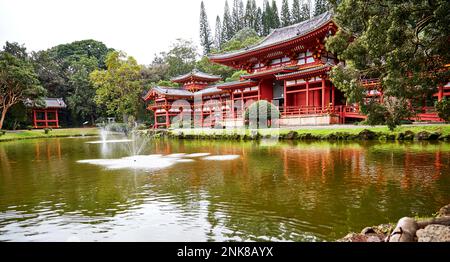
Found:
[416,131,431,140]
[416,225,450,242]
[438,204,450,217]
[285,131,298,140]
[404,130,415,140]
[358,129,377,140]
[338,233,384,242]
[429,132,442,140]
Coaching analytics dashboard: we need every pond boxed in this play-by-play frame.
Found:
[0,136,449,241]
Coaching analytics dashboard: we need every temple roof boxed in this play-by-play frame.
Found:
[171,69,222,83]
[151,86,193,97]
[209,11,333,61]
[215,80,259,90]
[276,63,332,80]
[194,86,224,96]
[242,65,299,80]
[25,98,67,109]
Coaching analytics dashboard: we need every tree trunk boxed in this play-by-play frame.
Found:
[0,107,8,130]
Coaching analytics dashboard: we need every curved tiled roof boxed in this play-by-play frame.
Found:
[194,86,224,96]
[25,98,67,108]
[152,86,193,97]
[171,69,222,83]
[275,63,333,80]
[209,11,333,61]
[214,80,258,89]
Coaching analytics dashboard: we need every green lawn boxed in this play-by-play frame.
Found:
[0,128,100,142]
[169,124,450,139]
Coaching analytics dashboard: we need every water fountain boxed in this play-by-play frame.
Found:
[79,120,241,171]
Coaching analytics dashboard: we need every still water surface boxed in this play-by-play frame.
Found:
[0,137,449,241]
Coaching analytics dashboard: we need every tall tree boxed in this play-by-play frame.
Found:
[292,0,301,24]
[161,39,198,78]
[326,0,450,130]
[271,0,281,29]
[281,0,292,27]
[314,0,330,16]
[0,42,46,129]
[67,56,99,124]
[238,0,245,29]
[232,0,245,33]
[32,39,112,125]
[199,1,213,55]
[262,0,272,35]
[90,51,143,121]
[255,7,264,36]
[244,0,257,29]
[300,0,311,21]
[222,1,234,41]
[214,16,223,50]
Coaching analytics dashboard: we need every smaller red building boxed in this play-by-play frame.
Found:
[29,98,66,129]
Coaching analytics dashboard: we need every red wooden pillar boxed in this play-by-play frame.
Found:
[154,109,157,129]
[331,84,335,108]
[283,80,287,114]
[44,110,48,128]
[321,78,326,109]
[33,110,37,128]
[306,80,310,109]
[231,91,235,118]
[241,88,244,117]
[55,110,59,128]
[438,85,444,101]
[165,99,169,128]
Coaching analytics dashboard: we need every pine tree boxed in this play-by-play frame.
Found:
[199,1,213,55]
[271,0,280,29]
[232,0,244,33]
[280,0,291,27]
[222,1,234,41]
[314,0,329,16]
[244,0,257,29]
[238,0,245,29]
[244,0,252,28]
[255,6,263,36]
[300,0,311,21]
[214,16,222,50]
[262,0,271,35]
[292,0,301,24]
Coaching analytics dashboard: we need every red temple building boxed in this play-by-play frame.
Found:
[28,98,66,129]
[144,12,448,128]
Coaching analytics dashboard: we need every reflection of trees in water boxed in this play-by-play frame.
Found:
[0,139,149,220]
[145,140,450,241]
[0,139,449,241]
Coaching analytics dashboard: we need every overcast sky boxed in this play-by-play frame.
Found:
[0,0,306,65]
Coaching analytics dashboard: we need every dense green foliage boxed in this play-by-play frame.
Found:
[32,39,113,125]
[314,0,331,16]
[90,51,143,122]
[211,0,319,41]
[198,28,262,81]
[436,98,450,122]
[0,42,46,129]
[327,0,450,129]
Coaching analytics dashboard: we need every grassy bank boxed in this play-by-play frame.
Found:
[161,124,450,141]
[0,128,100,142]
